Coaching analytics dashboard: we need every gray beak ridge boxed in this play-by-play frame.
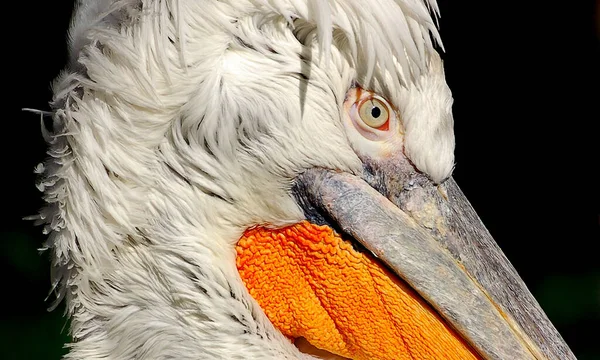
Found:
[294,168,574,360]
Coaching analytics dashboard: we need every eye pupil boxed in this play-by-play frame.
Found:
[371,106,381,118]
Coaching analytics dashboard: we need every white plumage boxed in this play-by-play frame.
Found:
[38,0,456,358]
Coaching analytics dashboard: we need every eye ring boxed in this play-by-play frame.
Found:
[357,97,390,130]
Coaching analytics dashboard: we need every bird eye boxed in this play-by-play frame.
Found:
[358,98,390,130]
[343,87,399,143]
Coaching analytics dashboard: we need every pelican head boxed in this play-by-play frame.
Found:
[36,0,574,359]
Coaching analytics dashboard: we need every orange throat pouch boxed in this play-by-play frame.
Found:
[236,221,480,360]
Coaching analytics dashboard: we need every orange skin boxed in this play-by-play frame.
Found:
[236,221,481,360]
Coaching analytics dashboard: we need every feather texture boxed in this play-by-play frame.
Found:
[38,1,455,358]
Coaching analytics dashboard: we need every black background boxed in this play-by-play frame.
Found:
[3,1,599,359]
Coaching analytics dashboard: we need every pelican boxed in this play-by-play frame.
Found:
[35,0,575,359]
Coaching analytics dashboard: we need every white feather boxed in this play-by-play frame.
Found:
[39,0,455,358]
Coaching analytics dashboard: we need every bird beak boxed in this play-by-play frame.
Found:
[293,162,572,359]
